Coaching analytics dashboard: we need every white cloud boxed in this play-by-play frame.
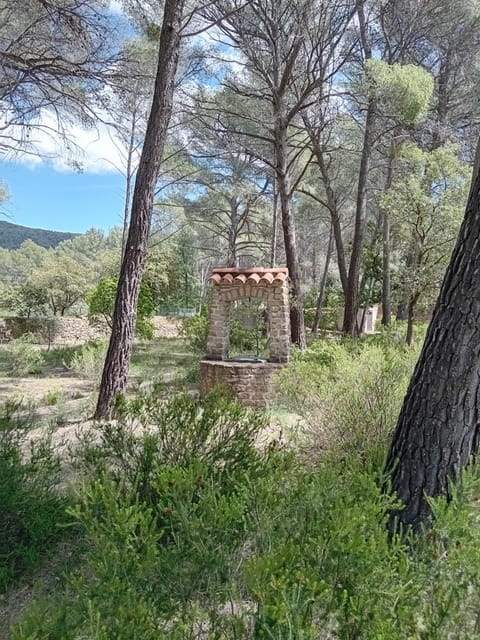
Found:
[6,109,137,175]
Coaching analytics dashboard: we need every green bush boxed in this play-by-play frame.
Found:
[5,333,43,376]
[277,338,420,463]
[14,391,274,637]
[13,383,480,639]
[181,313,208,353]
[69,340,107,382]
[88,277,155,340]
[0,400,70,590]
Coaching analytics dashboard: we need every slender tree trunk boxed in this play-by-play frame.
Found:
[405,294,419,347]
[343,0,375,335]
[95,0,185,419]
[382,153,394,326]
[275,113,306,350]
[343,98,376,335]
[396,300,408,321]
[386,139,480,531]
[121,108,138,261]
[304,123,348,295]
[312,222,334,336]
[227,197,239,267]
[270,173,278,268]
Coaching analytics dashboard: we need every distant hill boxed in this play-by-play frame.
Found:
[0,220,78,250]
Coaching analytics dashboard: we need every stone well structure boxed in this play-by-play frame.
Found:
[200,267,291,408]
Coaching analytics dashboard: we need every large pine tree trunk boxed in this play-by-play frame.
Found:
[386,140,480,531]
[95,0,185,419]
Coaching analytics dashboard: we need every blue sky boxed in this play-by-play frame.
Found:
[1,161,127,234]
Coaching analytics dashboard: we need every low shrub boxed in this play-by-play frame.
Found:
[5,333,43,376]
[69,340,107,382]
[277,338,420,464]
[11,386,480,639]
[0,400,70,590]
[181,313,208,353]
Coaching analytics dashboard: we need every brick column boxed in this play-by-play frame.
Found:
[206,288,230,360]
[268,281,290,362]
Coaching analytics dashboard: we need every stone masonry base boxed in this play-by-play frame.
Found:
[200,360,287,408]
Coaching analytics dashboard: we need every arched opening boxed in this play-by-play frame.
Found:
[228,298,269,362]
[206,268,290,364]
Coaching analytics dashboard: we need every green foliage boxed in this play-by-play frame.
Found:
[87,277,155,339]
[4,282,49,317]
[15,391,271,638]
[29,254,90,316]
[381,143,469,315]
[181,313,208,353]
[69,340,107,382]
[11,379,480,638]
[277,338,420,463]
[0,400,70,590]
[365,59,434,123]
[5,333,44,376]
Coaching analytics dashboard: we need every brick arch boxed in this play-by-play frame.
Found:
[206,268,291,363]
[218,285,267,303]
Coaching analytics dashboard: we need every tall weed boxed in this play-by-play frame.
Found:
[277,339,420,464]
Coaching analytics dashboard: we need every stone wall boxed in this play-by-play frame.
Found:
[0,315,182,345]
[200,360,286,408]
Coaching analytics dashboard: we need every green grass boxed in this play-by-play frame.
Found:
[129,336,198,389]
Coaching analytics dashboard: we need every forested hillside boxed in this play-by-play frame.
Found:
[0,220,77,250]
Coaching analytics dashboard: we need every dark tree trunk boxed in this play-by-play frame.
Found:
[343,1,375,335]
[275,113,306,350]
[95,0,185,419]
[343,97,376,335]
[396,300,408,321]
[405,293,419,347]
[382,210,391,326]
[270,173,278,268]
[312,222,334,336]
[382,154,394,326]
[121,107,138,261]
[304,123,348,296]
[386,141,480,531]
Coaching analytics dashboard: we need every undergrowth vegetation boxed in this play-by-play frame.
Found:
[4,334,480,639]
[0,401,71,591]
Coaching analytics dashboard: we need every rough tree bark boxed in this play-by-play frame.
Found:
[95,0,185,419]
[386,139,480,531]
[274,112,306,350]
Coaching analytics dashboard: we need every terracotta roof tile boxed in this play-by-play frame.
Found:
[209,267,289,286]
[259,272,274,285]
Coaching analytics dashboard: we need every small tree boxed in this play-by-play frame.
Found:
[88,277,155,339]
[5,282,48,318]
[380,143,470,344]
[29,255,90,316]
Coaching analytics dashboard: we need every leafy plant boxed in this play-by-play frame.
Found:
[277,338,420,464]
[69,340,107,382]
[88,277,155,339]
[0,400,70,590]
[5,333,43,376]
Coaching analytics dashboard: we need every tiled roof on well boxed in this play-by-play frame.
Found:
[209,267,289,286]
